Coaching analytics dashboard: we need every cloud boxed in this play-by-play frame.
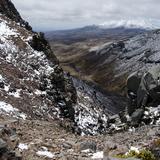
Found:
[12,0,160,31]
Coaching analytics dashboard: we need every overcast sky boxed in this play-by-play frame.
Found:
[12,0,160,31]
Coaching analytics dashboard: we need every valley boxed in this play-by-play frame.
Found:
[0,0,160,160]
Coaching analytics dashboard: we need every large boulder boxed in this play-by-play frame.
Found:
[124,65,160,126]
[127,65,160,112]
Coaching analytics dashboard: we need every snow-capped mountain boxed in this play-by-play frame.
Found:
[99,19,160,30]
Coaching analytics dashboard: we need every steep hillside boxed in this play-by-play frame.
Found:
[0,0,32,30]
[0,9,129,137]
[1,1,160,160]
[72,29,160,94]
[0,0,132,154]
[49,29,160,95]
[0,13,78,121]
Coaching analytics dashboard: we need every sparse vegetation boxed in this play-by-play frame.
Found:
[115,149,156,160]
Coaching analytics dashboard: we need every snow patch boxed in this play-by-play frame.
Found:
[0,101,18,113]
[92,151,103,159]
[36,147,54,158]
[0,74,4,81]
[34,90,47,95]
[4,85,10,92]
[126,146,140,155]
[9,89,21,98]
[0,21,18,38]
[0,101,27,120]
[19,113,27,120]
[18,143,28,150]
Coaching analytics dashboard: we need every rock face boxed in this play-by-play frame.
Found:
[85,30,160,94]
[0,0,126,138]
[0,0,77,124]
[0,0,132,137]
[53,29,160,96]
[0,0,32,30]
[72,77,126,135]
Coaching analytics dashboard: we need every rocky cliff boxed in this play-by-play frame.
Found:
[0,0,32,30]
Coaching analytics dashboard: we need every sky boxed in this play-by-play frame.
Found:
[12,0,160,31]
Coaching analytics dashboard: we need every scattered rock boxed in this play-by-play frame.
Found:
[79,141,97,152]
[62,142,72,149]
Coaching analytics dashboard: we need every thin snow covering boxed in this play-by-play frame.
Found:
[90,29,160,81]
[143,106,160,124]
[0,101,18,113]
[129,146,140,154]
[36,147,54,158]
[34,89,47,95]
[89,42,112,53]
[0,101,27,120]
[8,89,21,98]
[0,16,61,119]
[18,143,28,150]
[75,90,108,135]
[99,19,160,30]
[0,74,3,81]
[72,77,122,135]
[91,151,103,159]
[0,21,18,38]
[0,16,54,81]
[19,113,27,120]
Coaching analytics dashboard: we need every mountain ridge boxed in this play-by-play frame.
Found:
[99,19,160,30]
[45,25,146,44]
[0,0,32,30]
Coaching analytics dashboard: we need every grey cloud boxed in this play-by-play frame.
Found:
[12,0,160,31]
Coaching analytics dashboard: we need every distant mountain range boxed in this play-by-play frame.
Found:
[45,24,148,44]
[99,19,160,30]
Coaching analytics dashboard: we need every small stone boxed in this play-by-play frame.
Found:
[79,141,97,152]
[0,82,4,88]
[15,149,22,158]
[62,142,72,149]
[0,138,7,149]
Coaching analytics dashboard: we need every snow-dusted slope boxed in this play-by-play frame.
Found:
[0,14,76,122]
[0,4,127,136]
[72,77,126,135]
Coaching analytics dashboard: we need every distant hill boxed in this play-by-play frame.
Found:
[45,25,147,44]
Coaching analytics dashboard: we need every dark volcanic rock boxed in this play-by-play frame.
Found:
[0,0,32,30]
[79,141,97,152]
[0,123,21,160]
[29,32,58,64]
[0,0,77,128]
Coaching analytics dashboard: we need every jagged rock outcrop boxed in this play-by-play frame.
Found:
[0,0,32,30]
[0,0,77,125]
[71,77,127,135]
